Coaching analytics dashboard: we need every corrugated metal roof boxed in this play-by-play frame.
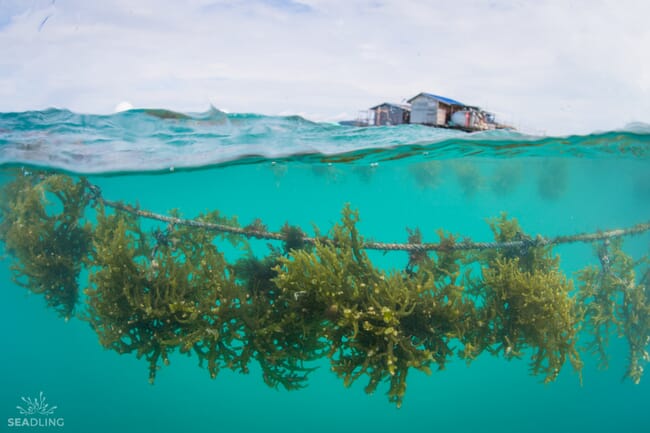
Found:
[369,102,411,111]
[407,92,465,106]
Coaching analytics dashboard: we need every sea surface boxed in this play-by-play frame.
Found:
[1,108,649,433]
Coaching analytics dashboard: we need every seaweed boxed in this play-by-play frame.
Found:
[281,222,309,254]
[84,206,243,383]
[1,170,649,405]
[0,171,92,319]
[474,214,582,382]
[274,206,475,407]
[234,254,280,298]
[576,239,650,383]
[480,257,582,381]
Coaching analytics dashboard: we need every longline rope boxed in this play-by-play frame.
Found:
[88,182,650,252]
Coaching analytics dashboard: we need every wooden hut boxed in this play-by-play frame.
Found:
[369,102,411,126]
[407,92,465,127]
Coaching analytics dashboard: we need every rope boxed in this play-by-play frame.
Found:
[95,189,650,253]
[363,223,650,251]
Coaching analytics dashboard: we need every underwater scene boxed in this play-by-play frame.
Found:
[1,108,649,433]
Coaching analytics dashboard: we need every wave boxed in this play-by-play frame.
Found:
[0,108,649,174]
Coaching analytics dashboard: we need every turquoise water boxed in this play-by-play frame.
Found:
[1,109,649,432]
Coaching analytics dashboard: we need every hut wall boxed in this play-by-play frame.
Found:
[389,108,405,125]
[373,105,408,126]
[437,105,449,126]
[373,108,386,126]
[409,96,438,125]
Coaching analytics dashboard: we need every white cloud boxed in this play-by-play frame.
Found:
[0,0,648,134]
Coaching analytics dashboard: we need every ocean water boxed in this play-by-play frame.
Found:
[1,108,649,433]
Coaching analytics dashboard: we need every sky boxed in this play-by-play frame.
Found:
[0,0,649,135]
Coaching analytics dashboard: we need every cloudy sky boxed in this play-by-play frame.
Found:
[0,0,648,135]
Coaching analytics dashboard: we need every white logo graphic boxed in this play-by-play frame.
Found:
[7,392,64,428]
[16,392,58,416]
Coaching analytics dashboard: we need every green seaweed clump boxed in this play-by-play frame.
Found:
[2,170,649,406]
[233,249,322,390]
[0,171,92,319]
[274,206,473,407]
[620,267,650,384]
[475,214,582,382]
[230,222,320,391]
[85,206,243,383]
[577,239,650,383]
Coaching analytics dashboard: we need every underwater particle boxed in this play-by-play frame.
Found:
[490,161,523,196]
[452,161,483,197]
[537,159,568,201]
[409,161,442,189]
